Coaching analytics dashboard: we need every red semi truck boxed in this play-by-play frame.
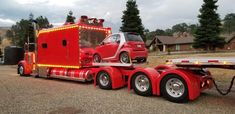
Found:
[18,16,235,103]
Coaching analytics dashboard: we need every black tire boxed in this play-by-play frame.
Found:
[93,54,101,63]
[119,52,130,63]
[161,74,188,103]
[142,58,147,63]
[137,58,147,63]
[18,64,25,76]
[97,71,112,90]
[131,72,152,96]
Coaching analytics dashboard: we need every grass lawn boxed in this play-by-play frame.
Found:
[145,52,235,82]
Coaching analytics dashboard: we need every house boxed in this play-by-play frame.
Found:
[146,33,235,52]
[146,36,194,52]
[222,33,235,50]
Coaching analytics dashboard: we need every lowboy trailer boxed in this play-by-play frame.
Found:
[17,16,235,103]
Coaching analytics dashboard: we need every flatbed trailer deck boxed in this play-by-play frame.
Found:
[168,57,235,69]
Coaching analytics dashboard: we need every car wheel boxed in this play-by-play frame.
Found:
[97,71,112,90]
[18,64,25,76]
[119,52,130,63]
[93,54,101,63]
[161,74,188,103]
[132,72,152,96]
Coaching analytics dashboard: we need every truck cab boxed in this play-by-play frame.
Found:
[18,16,111,81]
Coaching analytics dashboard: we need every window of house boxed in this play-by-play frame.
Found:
[176,44,180,51]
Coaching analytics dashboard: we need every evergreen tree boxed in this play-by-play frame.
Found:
[120,0,145,41]
[66,11,76,24]
[193,0,225,51]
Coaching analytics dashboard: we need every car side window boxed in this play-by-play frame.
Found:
[110,34,120,43]
[103,36,111,44]
[116,34,120,43]
[110,35,117,43]
[103,34,120,44]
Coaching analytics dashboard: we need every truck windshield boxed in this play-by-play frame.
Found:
[125,33,143,42]
[79,28,107,48]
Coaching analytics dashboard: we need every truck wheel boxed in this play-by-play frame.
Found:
[132,72,152,96]
[161,74,188,103]
[93,54,101,63]
[97,71,112,90]
[119,52,130,63]
[18,64,25,76]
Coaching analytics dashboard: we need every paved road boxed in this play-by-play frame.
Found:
[0,65,234,114]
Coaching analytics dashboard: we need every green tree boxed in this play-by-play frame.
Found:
[120,0,145,41]
[223,13,235,34]
[193,0,225,51]
[188,24,198,35]
[66,11,76,24]
[6,14,53,47]
[172,23,188,33]
[36,16,53,29]
[164,29,173,36]
[155,29,166,35]
[145,31,157,40]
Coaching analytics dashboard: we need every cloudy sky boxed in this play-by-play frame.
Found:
[0,0,234,32]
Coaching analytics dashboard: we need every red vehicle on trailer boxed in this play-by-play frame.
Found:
[17,15,234,103]
[94,32,148,63]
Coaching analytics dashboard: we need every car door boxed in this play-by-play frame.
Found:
[96,35,112,58]
[96,34,120,58]
[108,34,120,58]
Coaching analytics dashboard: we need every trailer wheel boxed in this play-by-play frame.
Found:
[161,74,188,103]
[132,72,152,96]
[119,52,130,63]
[97,71,112,90]
[93,54,101,63]
[18,64,25,76]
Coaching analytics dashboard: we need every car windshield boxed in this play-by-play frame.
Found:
[79,28,107,48]
[125,33,143,42]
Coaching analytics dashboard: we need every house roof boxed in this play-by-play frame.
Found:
[156,36,194,45]
[145,39,154,46]
[146,33,235,47]
[221,33,235,43]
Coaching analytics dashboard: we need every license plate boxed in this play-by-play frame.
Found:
[137,44,142,48]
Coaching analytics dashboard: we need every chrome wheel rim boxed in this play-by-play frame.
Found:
[135,74,150,92]
[120,53,129,63]
[19,66,24,75]
[166,78,185,98]
[99,73,109,86]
